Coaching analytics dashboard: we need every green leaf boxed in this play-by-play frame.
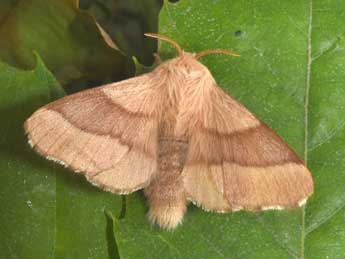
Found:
[0,57,123,258]
[0,0,134,88]
[0,55,61,259]
[79,0,162,66]
[113,1,345,258]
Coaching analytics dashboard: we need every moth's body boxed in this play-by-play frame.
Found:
[24,34,313,229]
[146,138,188,228]
[145,54,204,228]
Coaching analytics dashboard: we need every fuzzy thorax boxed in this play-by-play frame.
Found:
[155,52,216,84]
[149,52,217,118]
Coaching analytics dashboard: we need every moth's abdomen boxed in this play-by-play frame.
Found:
[144,138,188,229]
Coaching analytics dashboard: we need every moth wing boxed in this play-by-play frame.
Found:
[25,74,162,194]
[181,85,314,211]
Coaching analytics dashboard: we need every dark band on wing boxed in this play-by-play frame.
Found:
[44,89,155,157]
[187,122,303,167]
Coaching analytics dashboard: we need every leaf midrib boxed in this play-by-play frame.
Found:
[301,0,313,258]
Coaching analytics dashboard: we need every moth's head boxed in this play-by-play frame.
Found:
[145,33,240,75]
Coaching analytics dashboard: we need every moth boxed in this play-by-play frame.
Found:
[24,33,313,229]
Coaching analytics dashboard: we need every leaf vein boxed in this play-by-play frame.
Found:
[306,203,345,236]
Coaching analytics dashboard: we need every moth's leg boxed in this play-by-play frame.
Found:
[144,138,188,229]
[153,53,162,64]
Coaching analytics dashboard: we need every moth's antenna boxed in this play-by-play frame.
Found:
[195,49,240,59]
[145,33,183,56]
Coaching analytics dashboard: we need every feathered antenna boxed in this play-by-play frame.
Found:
[145,33,240,59]
[195,49,240,59]
[145,33,183,56]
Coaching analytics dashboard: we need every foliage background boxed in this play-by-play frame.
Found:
[1,0,345,258]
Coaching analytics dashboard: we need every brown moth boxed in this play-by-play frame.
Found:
[24,33,313,229]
